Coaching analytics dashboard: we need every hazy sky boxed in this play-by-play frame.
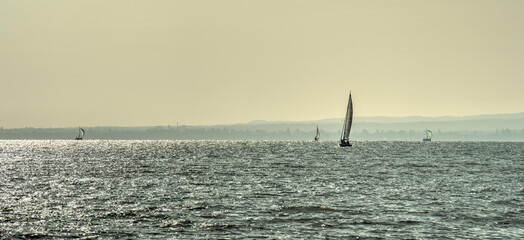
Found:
[1,0,523,128]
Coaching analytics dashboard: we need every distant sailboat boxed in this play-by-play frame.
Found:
[314,126,320,141]
[339,93,353,147]
[423,129,432,142]
[75,127,85,140]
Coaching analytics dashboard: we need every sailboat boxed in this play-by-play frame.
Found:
[423,129,432,142]
[75,127,85,140]
[339,93,353,147]
[314,126,320,141]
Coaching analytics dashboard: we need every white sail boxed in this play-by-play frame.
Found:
[341,93,353,140]
[314,126,320,141]
[76,127,85,140]
[423,129,432,141]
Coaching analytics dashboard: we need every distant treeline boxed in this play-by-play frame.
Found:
[1,126,523,141]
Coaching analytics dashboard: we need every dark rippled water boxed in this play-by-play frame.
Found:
[0,140,523,239]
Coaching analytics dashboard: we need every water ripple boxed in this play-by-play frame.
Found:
[0,140,523,239]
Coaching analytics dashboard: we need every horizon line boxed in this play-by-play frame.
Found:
[2,111,523,130]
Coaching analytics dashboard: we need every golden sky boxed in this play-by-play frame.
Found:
[1,0,523,128]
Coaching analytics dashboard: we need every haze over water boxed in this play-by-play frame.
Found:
[1,140,522,239]
[2,0,524,128]
[2,1,523,238]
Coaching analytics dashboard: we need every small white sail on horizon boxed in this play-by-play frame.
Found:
[423,129,432,141]
[75,127,85,140]
[314,126,320,141]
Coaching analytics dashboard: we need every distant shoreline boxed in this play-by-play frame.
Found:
[1,112,523,141]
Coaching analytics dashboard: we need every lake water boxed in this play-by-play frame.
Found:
[0,140,522,239]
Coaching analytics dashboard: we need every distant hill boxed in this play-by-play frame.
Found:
[1,112,523,141]
[239,112,524,132]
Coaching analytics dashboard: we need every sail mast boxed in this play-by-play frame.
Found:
[342,93,353,140]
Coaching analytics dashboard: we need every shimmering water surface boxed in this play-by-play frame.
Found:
[0,140,523,239]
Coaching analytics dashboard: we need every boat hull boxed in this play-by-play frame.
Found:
[339,140,352,147]
[423,138,431,142]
